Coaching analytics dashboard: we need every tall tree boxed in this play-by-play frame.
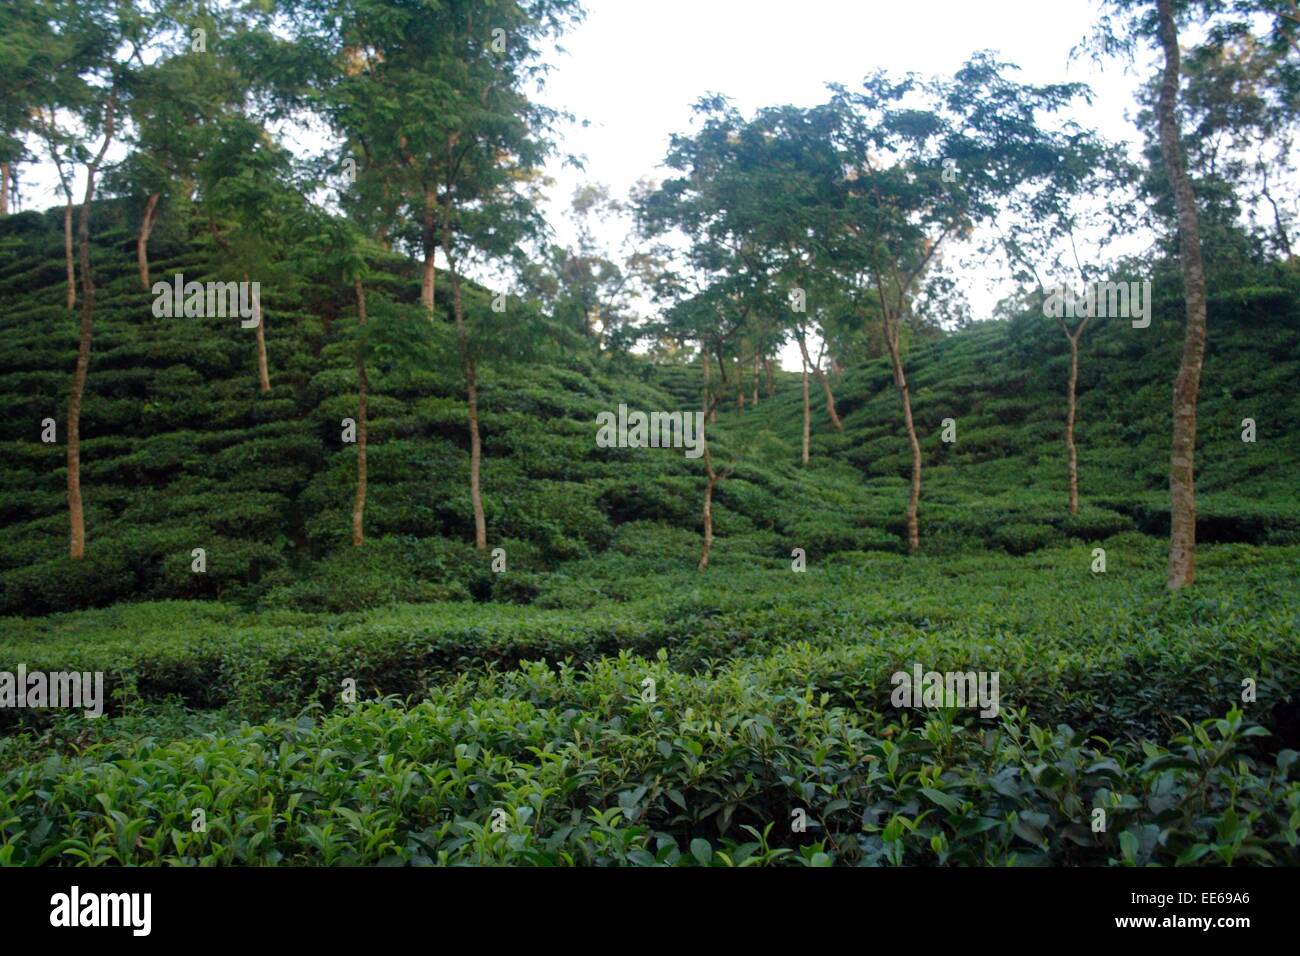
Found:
[300,213,373,545]
[291,0,582,549]
[1087,0,1285,587]
[638,97,794,429]
[994,127,1134,516]
[67,93,117,560]
[825,59,1090,552]
[434,3,580,550]
[113,3,246,290]
[197,114,306,394]
[61,0,156,559]
[1154,0,1211,589]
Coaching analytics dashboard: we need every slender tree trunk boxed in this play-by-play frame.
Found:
[63,200,75,309]
[737,357,746,410]
[67,99,115,560]
[68,199,93,560]
[1066,333,1080,515]
[248,273,270,393]
[712,348,729,423]
[1155,0,1208,591]
[765,356,775,397]
[1,162,9,215]
[699,438,717,571]
[1061,322,1089,516]
[702,350,712,418]
[795,333,843,431]
[820,369,842,430]
[801,352,811,466]
[459,323,486,550]
[421,186,437,315]
[352,278,369,547]
[1260,171,1292,258]
[883,313,921,554]
[137,192,160,290]
[442,196,487,550]
[751,353,759,406]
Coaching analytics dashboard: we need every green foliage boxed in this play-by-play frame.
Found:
[992,522,1062,556]
[2,659,1295,865]
[260,536,482,612]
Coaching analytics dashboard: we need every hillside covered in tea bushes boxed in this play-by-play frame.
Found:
[2,203,1298,618]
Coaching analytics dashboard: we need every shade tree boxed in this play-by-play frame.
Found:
[817,57,1093,553]
[196,113,310,393]
[1087,0,1241,589]
[985,116,1137,516]
[110,1,249,290]
[55,0,167,560]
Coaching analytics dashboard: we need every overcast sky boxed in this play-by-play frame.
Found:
[535,0,1165,366]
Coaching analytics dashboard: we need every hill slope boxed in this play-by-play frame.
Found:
[2,204,1299,617]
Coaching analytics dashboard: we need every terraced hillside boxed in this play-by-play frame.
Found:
[4,204,1298,620]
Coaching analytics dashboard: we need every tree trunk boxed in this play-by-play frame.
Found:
[1,162,9,215]
[1260,170,1292,258]
[137,192,160,290]
[67,99,115,560]
[442,197,487,550]
[699,433,718,571]
[765,356,776,397]
[249,273,270,393]
[820,370,841,430]
[702,350,712,418]
[883,314,921,554]
[795,333,843,431]
[63,200,75,309]
[1155,0,1208,591]
[352,278,369,547]
[712,347,728,423]
[801,352,811,466]
[68,196,94,560]
[421,186,437,315]
[464,352,486,550]
[1065,332,1081,515]
[751,353,760,406]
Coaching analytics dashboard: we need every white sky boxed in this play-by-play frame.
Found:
[535,0,1162,367]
